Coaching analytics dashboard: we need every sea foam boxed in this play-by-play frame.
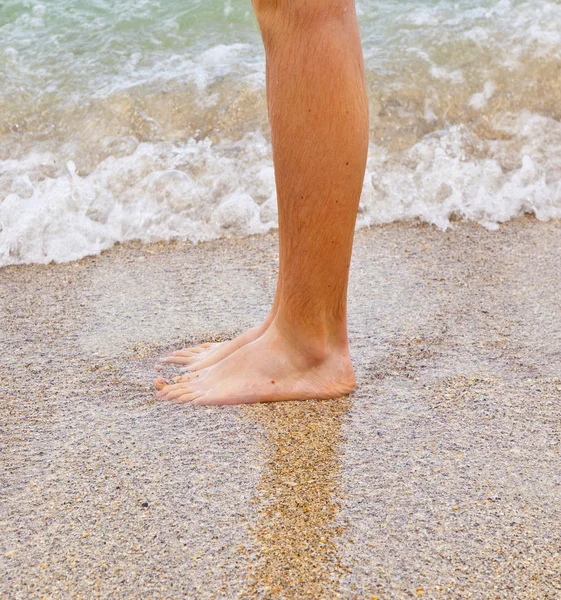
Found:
[1,110,559,266]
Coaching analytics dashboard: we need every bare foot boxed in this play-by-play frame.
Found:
[159,322,271,372]
[160,341,216,366]
[153,322,356,406]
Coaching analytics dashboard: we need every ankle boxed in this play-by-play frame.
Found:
[271,313,350,366]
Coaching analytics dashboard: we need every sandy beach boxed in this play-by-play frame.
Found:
[1,218,560,599]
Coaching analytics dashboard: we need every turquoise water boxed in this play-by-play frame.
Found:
[0,0,258,105]
[1,0,560,265]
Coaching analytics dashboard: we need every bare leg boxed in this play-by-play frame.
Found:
[155,0,369,405]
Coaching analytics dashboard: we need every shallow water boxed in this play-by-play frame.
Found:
[1,0,560,265]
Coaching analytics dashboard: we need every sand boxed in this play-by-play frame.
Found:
[1,218,560,599]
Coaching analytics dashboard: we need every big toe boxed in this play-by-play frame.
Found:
[154,377,169,391]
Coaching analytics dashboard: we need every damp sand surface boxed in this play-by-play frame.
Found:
[1,219,561,598]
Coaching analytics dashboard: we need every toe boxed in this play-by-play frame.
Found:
[172,348,206,357]
[156,382,182,398]
[156,382,184,398]
[165,386,196,401]
[156,375,202,397]
[172,373,201,384]
[161,356,192,365]
[170,351,195,358]
[174,391,207,404]
[154,378,169,391]
[191,394,218,406]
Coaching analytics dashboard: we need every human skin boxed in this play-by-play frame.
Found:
[155,0,369,405]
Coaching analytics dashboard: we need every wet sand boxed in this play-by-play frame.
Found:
[1,219,560,599]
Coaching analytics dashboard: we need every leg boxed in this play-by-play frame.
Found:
[155,0,369,405]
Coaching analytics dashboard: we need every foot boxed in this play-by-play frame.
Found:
[153,322,356,406]
[159,323,270,372]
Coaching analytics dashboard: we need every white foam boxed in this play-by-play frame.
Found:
[1,111,560,267]
[468,81,496,110]
[0,132,276,266]
[358,111,561,231]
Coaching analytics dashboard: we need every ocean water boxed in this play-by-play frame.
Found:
[0,0,560,266]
